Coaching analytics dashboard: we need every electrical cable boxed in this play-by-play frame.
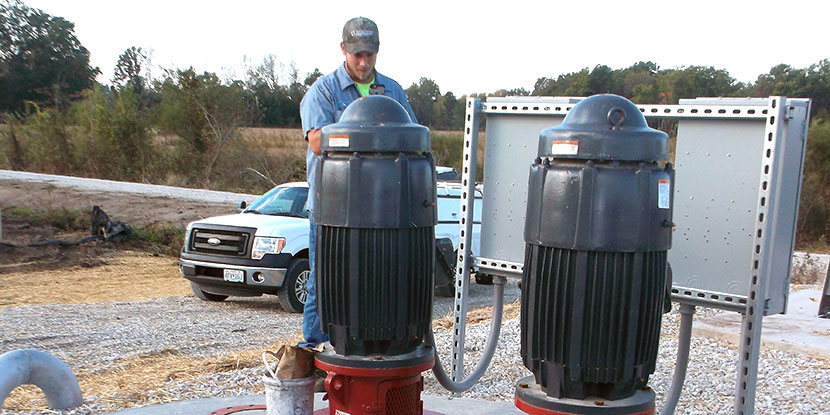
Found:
[427,276,506,393]
[660,304,696,415]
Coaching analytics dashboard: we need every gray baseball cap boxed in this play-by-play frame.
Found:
[342,17,379,54]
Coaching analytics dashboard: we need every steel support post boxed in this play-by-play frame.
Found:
[451,97,482,383]
[734,96,787,415]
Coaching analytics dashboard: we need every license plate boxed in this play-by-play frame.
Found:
[223,269,244,283]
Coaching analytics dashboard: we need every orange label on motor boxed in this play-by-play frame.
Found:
[551,140,578,155]
[329,135,350,147]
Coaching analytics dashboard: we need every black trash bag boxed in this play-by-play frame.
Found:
[90,206,132,242]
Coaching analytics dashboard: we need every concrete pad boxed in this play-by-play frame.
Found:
[693,288,830,358]
[106,393,525,415]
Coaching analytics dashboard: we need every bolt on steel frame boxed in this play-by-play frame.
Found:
[450,96,811,415]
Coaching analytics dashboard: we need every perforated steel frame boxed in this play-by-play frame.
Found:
[449,96,811,415]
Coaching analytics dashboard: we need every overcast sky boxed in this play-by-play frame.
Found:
[23,0,829,96]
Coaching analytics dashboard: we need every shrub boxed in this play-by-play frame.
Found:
[132,224,185,256]
[72,87,157,182]
[797,119,830,247]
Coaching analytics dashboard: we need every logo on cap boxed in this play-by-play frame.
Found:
[350,29,374,38]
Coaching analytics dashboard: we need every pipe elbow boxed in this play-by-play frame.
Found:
[0,349,83,410]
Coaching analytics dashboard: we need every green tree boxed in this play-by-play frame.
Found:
[304,68,323,86]
[797,119,830,245]
[615,62,660,103]
[805,59,830,118]
[532,77,556,96]
[751,60,830,118]
[112,46,147,95]
[406,77,441,126]
[155,68,254,183]
[490,88,530,97]
[587,64,616,95]
[72,86,155,181]
[0,0,98,112]
[656,66,741,104]
[452,95,469,130]
[532,68,591,96]
[432,92,457,130]
[23,102,77,174]
[244,55,307,126]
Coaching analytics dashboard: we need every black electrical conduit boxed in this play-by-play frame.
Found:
[427,276,506,393]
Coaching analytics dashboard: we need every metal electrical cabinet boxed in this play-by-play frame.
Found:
[669,97,811,316]
[450,95,811,415]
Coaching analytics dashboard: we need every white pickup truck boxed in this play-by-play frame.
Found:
[179,179,481,312]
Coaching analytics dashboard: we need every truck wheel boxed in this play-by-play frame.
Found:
[279,258,309,313]
[190,282,228,302]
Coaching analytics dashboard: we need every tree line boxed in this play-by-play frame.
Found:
[4,1,830,129]
[1,0,828,245]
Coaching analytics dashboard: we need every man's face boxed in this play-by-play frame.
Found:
[341,42,377,84]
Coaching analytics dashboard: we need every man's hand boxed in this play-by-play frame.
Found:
[307,129,322,155]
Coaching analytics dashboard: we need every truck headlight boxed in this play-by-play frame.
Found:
[252,237,286,260]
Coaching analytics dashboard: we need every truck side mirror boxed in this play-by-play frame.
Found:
[238,201,247,210]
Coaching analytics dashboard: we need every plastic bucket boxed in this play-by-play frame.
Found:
[262,374,315,415]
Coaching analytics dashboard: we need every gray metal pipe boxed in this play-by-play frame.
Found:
[428,276,506,393]
[0,349,83,410]
[660,304,696,415]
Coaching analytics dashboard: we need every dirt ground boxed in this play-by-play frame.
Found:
[0,178,238,306]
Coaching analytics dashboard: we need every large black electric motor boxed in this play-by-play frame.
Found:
[521,94,674,401]
[315,95,436,357]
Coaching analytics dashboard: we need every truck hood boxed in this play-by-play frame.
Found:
[190,213,309,236]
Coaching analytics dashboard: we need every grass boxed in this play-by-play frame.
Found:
[432,129,487,182]
[132,224,185,256]
[3,206,90,231]
[797,239,830,253]
[2,207,184,255]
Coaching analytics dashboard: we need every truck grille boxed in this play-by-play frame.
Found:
[190,227,250,257]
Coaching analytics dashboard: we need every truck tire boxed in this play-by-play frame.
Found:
[190,282,229,302]
[434,248,458,298]
[435,279,456,298]
[279,258,309,313]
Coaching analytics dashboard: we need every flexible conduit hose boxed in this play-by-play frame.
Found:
[660,304,696,415]
[428,276,506,393]
[0,349,83,410]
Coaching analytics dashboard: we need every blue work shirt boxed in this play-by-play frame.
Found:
[300,63,417,214]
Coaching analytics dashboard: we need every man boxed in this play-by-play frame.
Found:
[299,17,417,347]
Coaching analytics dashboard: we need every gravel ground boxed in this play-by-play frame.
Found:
[2,282,828,415]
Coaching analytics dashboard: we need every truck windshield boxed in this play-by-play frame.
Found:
[244,186,309,218]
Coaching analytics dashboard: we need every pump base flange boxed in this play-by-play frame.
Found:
[315,345,435,415]
[514,376,655,415]
[315,344,434,371]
